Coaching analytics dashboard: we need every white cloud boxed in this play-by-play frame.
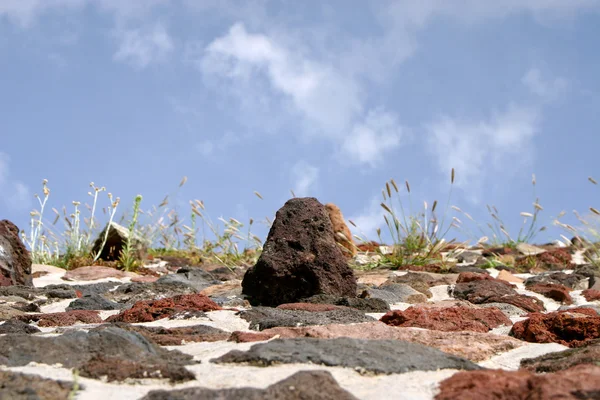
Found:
[291,161,319,197]
[522,68,569,101]
[340,109,403,167]
[201,23,406,166]
[113,23,173,69]
[427,104,539,197]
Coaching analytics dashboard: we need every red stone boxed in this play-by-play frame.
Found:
[510,307,600,347]
[582,289,600,302]
[527,283,572,304]
[106,293,222,323]
[436,364,600,400]
[15,310,102,327]
[380,306,512,333]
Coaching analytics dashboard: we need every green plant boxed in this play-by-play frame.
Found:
[119,194,143,271]
[453,174,546,247]
[376,168,458,267]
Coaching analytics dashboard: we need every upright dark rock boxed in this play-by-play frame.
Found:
[0,220,32,287]
[242,197,357,306]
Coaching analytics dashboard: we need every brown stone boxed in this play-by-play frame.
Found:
[583,289,600,302]
[496,269,524,284]
[325,203,356,258]
[0,220,32,287]
[277,303,341,312]
[515,247,573,271]
[242,198,357,306]
[456,271,501,284]
[229,321,523,362]
[510,308,600,347]
[453,279,544,312]
[62,265,133,281]
[80,355,195,383]
[380,305,512,333]
[15,310,102,327]
[527,282,572,304]
[435,364,600,400]
[106,293,222,323]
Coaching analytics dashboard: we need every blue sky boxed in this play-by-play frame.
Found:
[1,0,600,248]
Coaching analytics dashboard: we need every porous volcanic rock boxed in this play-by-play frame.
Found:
[325,202,356,258]
[0,220,32,287]
[238,306,375,331]
[212,337,481,374]
[141,370,359,400]
[456,272,501,284]
[67,294,122,311]
[0,370,80,400]
[302,293,390,312]
[229,321,524,362]
[0,318,40,334]
[0,327,195,382]
[435,364,600,400]
[452,279,545,312]
[80,355,195,383]
[524,271,588,290]
[373,283,428,303]
[107,293,222,323]
[155,267,220,291]
[104,322,231,345]
[380,305,512,333]
[515,247,573,271]
[14,310,102,327]
[521,339,600,372]
[510,307,600,347]
[527,282,573,304]
[583,289,600,301]
[242,197,357,306]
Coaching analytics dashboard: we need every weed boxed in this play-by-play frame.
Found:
[119,195,143,271]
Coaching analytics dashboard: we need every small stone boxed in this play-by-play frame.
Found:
[325,203,356,258]
[14,310,102,327]
[496,269,524,284]
[582,289,600,302]
[0,220,33,287]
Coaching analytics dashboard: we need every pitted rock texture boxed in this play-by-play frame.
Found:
[67,294,122,311]
[514,247,573,271]
[301,294,390,312]
[0,327,195,382]
[380,306,512,333]
[0,370,80,400]
[583,289,600,301]
[0,220,32,287]
[229,321,524,362]
[452,279,545,312]
[435,364,600,400]
[524,271,588,290]
[521,339,600,372]
[14,310,102,327]
[510,308,600,347]
[212,337,481,374]
[527,282,573,304]
[104,322,231,345]
[141,370,359,400]
[238,306,375,331]
[242,197,357,306]
[107,293,222,323]
[325,202,356,258]
[0,318,40,334]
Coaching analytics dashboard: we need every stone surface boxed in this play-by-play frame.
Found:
[67,294,122,311]
[91,221,147,261]
[106,322,231,345]
[242,197,357,306]
[524,272,588,290]
[436,364,600,400]
[238,306,375,331]
[385,271,458,289]
[0,318,40,334]
[0,370,79,400]
[155,267,220,292]
[452,279,545,312]
[380,306,512,333]
[374,283,428,303]
[103,281,197,305]
[515,248,573,271]
[510,308,600,347]
[62,265,132,281]
[479,302,528,318]
[521,339,600,372]
[325,203,356,258]
[496,269,524,284]
[0,220,32,287]
[583,289,600,301]
[302,294,390,312]
[107,293,222,323]
[141,370,359,400]
[212,337,482,374]
[230,321,524,362]
[14,310,102,327]
[527,282,573,304]
[0,326,195,382]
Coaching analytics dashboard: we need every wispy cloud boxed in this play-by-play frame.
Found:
[200,23,405,166]
[522,68,569,101]
[291,161,319,197]
[113,23,173,69]
[348,196,385,240]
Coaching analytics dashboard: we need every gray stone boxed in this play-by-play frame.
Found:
[0,319,40,334]
[376,283,428,303]
[480,302,528,318]
[303,294,390,312]
[66,294,122,311]
[141,370,358,400]
[0,370,80,400]
[239,306,375,331]
[524,272,588,290]
[212,337,482,375]
[156,267,220,292]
